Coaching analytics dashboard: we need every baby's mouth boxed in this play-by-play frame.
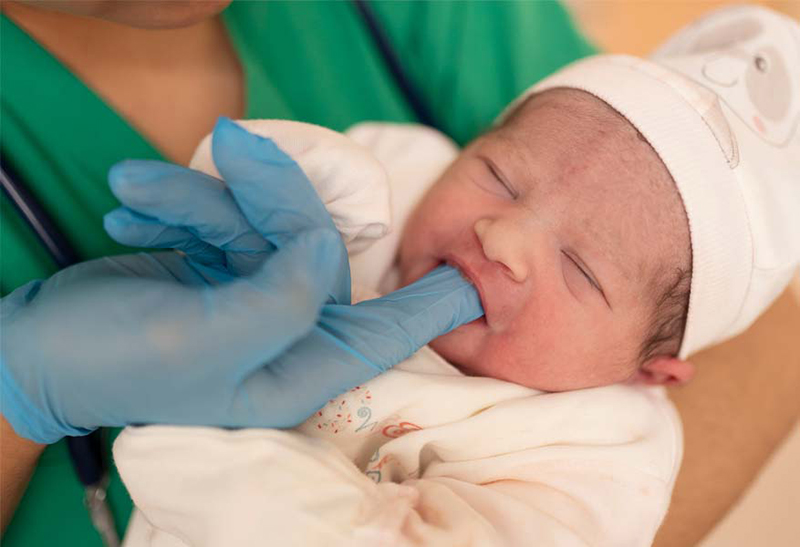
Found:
[401,256,489,327]
[440,256,489,326]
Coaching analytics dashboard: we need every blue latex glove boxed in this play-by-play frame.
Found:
[106,118,351,304]
[1,230,342,443]
[0,120,482,444]
[103,117,483,426]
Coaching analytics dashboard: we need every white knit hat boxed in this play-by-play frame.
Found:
[504,6,800,358]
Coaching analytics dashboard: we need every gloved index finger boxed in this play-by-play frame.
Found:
[108,159,270,258]
[319,266,483,372]
[359,264,483,340]
[211,117,350,304]
[104,207,225,267]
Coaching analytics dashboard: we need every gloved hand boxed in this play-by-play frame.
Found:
[104,117,483,427]
[105,118,352,304]
[0,120,482,444]
[0,230,343,443]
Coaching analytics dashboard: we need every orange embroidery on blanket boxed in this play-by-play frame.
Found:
[381,422,422,438]
[372,455,393,470]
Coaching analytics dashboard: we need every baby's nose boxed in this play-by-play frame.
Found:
[474,218,529,283]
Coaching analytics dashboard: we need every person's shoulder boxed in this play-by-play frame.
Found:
[369,0,582,35]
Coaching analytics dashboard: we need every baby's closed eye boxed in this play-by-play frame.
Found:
[561,251,599,296]
[474,156,517,199]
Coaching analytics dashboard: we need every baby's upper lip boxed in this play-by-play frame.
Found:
[442,253,489,325]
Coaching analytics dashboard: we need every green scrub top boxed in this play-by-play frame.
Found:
[0,1,595,544]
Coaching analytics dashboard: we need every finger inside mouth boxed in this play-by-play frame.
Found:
[441,260,487,326]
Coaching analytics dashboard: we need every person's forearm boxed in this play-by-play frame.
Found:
[654,286,800,547]
[1,414,45,534]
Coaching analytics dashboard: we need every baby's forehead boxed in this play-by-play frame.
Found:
[501,89,644,152]
[496,89,676,204]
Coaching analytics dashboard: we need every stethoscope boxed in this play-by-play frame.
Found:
[1,162,121,545]
[0,2,435,544]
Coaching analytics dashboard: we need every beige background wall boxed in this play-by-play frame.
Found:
[564,2,800,545]
[568,1,799,55]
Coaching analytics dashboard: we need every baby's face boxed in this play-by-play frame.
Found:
[398,89,690,391]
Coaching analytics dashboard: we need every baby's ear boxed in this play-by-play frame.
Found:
[629,356,695,386]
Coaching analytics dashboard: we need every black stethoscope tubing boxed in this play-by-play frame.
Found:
[352,0,439,131]
[0,1,429,543]
[1,161,107,484]
[0,161,80,268]
[1,161,119,545]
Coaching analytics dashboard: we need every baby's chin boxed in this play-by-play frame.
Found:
[428,334,471,374]
[427,334,452,359]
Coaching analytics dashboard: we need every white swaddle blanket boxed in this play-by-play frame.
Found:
[115,122,683,547]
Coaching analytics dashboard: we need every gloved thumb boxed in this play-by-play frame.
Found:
[210,117,337,241]
[210,117,350,304]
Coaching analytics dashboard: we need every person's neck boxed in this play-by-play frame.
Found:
[2,1,245,165]
[2,2,223,73]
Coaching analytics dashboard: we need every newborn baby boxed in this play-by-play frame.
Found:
[117,109,686,547]
[399,87,693,391]
[114,6,800,547]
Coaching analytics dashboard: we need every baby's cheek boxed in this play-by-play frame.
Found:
[499,288,564,341]
[483,307,557,371]
[496,298,598,387]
